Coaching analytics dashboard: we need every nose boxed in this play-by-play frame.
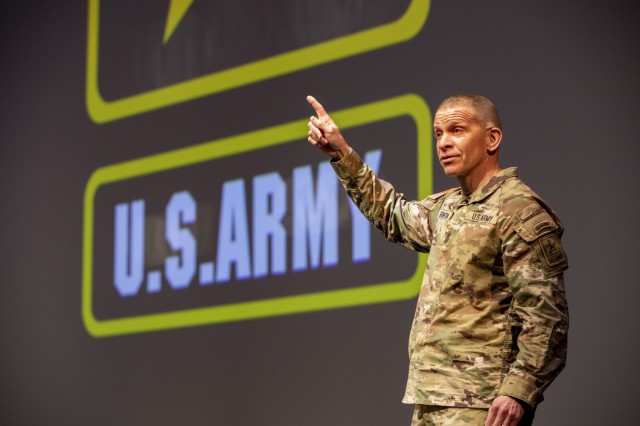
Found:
[438,133,453,150]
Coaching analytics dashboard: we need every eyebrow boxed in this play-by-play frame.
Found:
[433,120,469,130]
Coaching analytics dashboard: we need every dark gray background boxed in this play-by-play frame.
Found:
[1,1,638,425]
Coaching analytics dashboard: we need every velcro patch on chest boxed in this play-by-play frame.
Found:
[438,210,452,220]
[465,211,498,224]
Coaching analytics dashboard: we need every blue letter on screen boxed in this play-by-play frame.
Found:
[113,199,145,297]
[292,162,338,271]
[165,191,197,290]
[216,179,251,283]
[253,172,286,278]
[349,149,382,262]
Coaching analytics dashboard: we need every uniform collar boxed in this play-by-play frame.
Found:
[448,167,518,208]
[470,167,518,203]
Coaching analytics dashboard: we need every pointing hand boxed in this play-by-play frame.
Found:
[306,95,351,160]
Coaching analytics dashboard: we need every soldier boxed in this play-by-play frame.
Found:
[306,94,569,426]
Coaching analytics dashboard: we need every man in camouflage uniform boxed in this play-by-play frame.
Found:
[306,94,569,426]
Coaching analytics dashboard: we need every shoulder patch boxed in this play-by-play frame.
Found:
[539,235,566,267]
[536,234,568,277]
[514,205,559,242]
[512,202,568,276]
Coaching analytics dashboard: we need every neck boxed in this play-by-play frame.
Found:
[457,163,501,197]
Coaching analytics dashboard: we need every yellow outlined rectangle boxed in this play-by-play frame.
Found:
[86,0,430,123]
[82,94,432,337]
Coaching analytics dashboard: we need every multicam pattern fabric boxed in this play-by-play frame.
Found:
[411,405,489,426]
[332,150,569,409]
[411,404,534,426]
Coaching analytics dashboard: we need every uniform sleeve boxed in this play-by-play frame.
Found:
[498,201,570,407]
[331,149,434,252]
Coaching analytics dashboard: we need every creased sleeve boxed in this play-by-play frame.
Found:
[498,201,570,407]
[331,149,434,253]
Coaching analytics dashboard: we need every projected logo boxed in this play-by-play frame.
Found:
[86,0,430,122]
[83,95,432,337]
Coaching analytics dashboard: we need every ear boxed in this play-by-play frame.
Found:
[486,127,502,154]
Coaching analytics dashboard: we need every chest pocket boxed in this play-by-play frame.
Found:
[425,190,455,246]
[455,207,500,259]
[433,206,454,246]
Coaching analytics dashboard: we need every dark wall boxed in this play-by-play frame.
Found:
[1,1,638,425]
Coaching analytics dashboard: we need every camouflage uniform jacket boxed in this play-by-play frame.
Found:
[331,149,569,409]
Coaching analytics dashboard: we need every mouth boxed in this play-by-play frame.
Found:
[439,155,459,165]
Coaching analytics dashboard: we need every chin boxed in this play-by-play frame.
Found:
[441,166,459,176]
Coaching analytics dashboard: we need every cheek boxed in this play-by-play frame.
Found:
[462,139,485,157]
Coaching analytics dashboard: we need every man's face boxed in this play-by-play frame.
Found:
[433,104,492,178]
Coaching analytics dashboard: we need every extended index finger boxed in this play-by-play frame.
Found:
[306,95,328,118]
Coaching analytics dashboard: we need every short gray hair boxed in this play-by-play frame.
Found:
[437,94,502,130]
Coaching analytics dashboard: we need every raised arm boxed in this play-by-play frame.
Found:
[305,95,434,252]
